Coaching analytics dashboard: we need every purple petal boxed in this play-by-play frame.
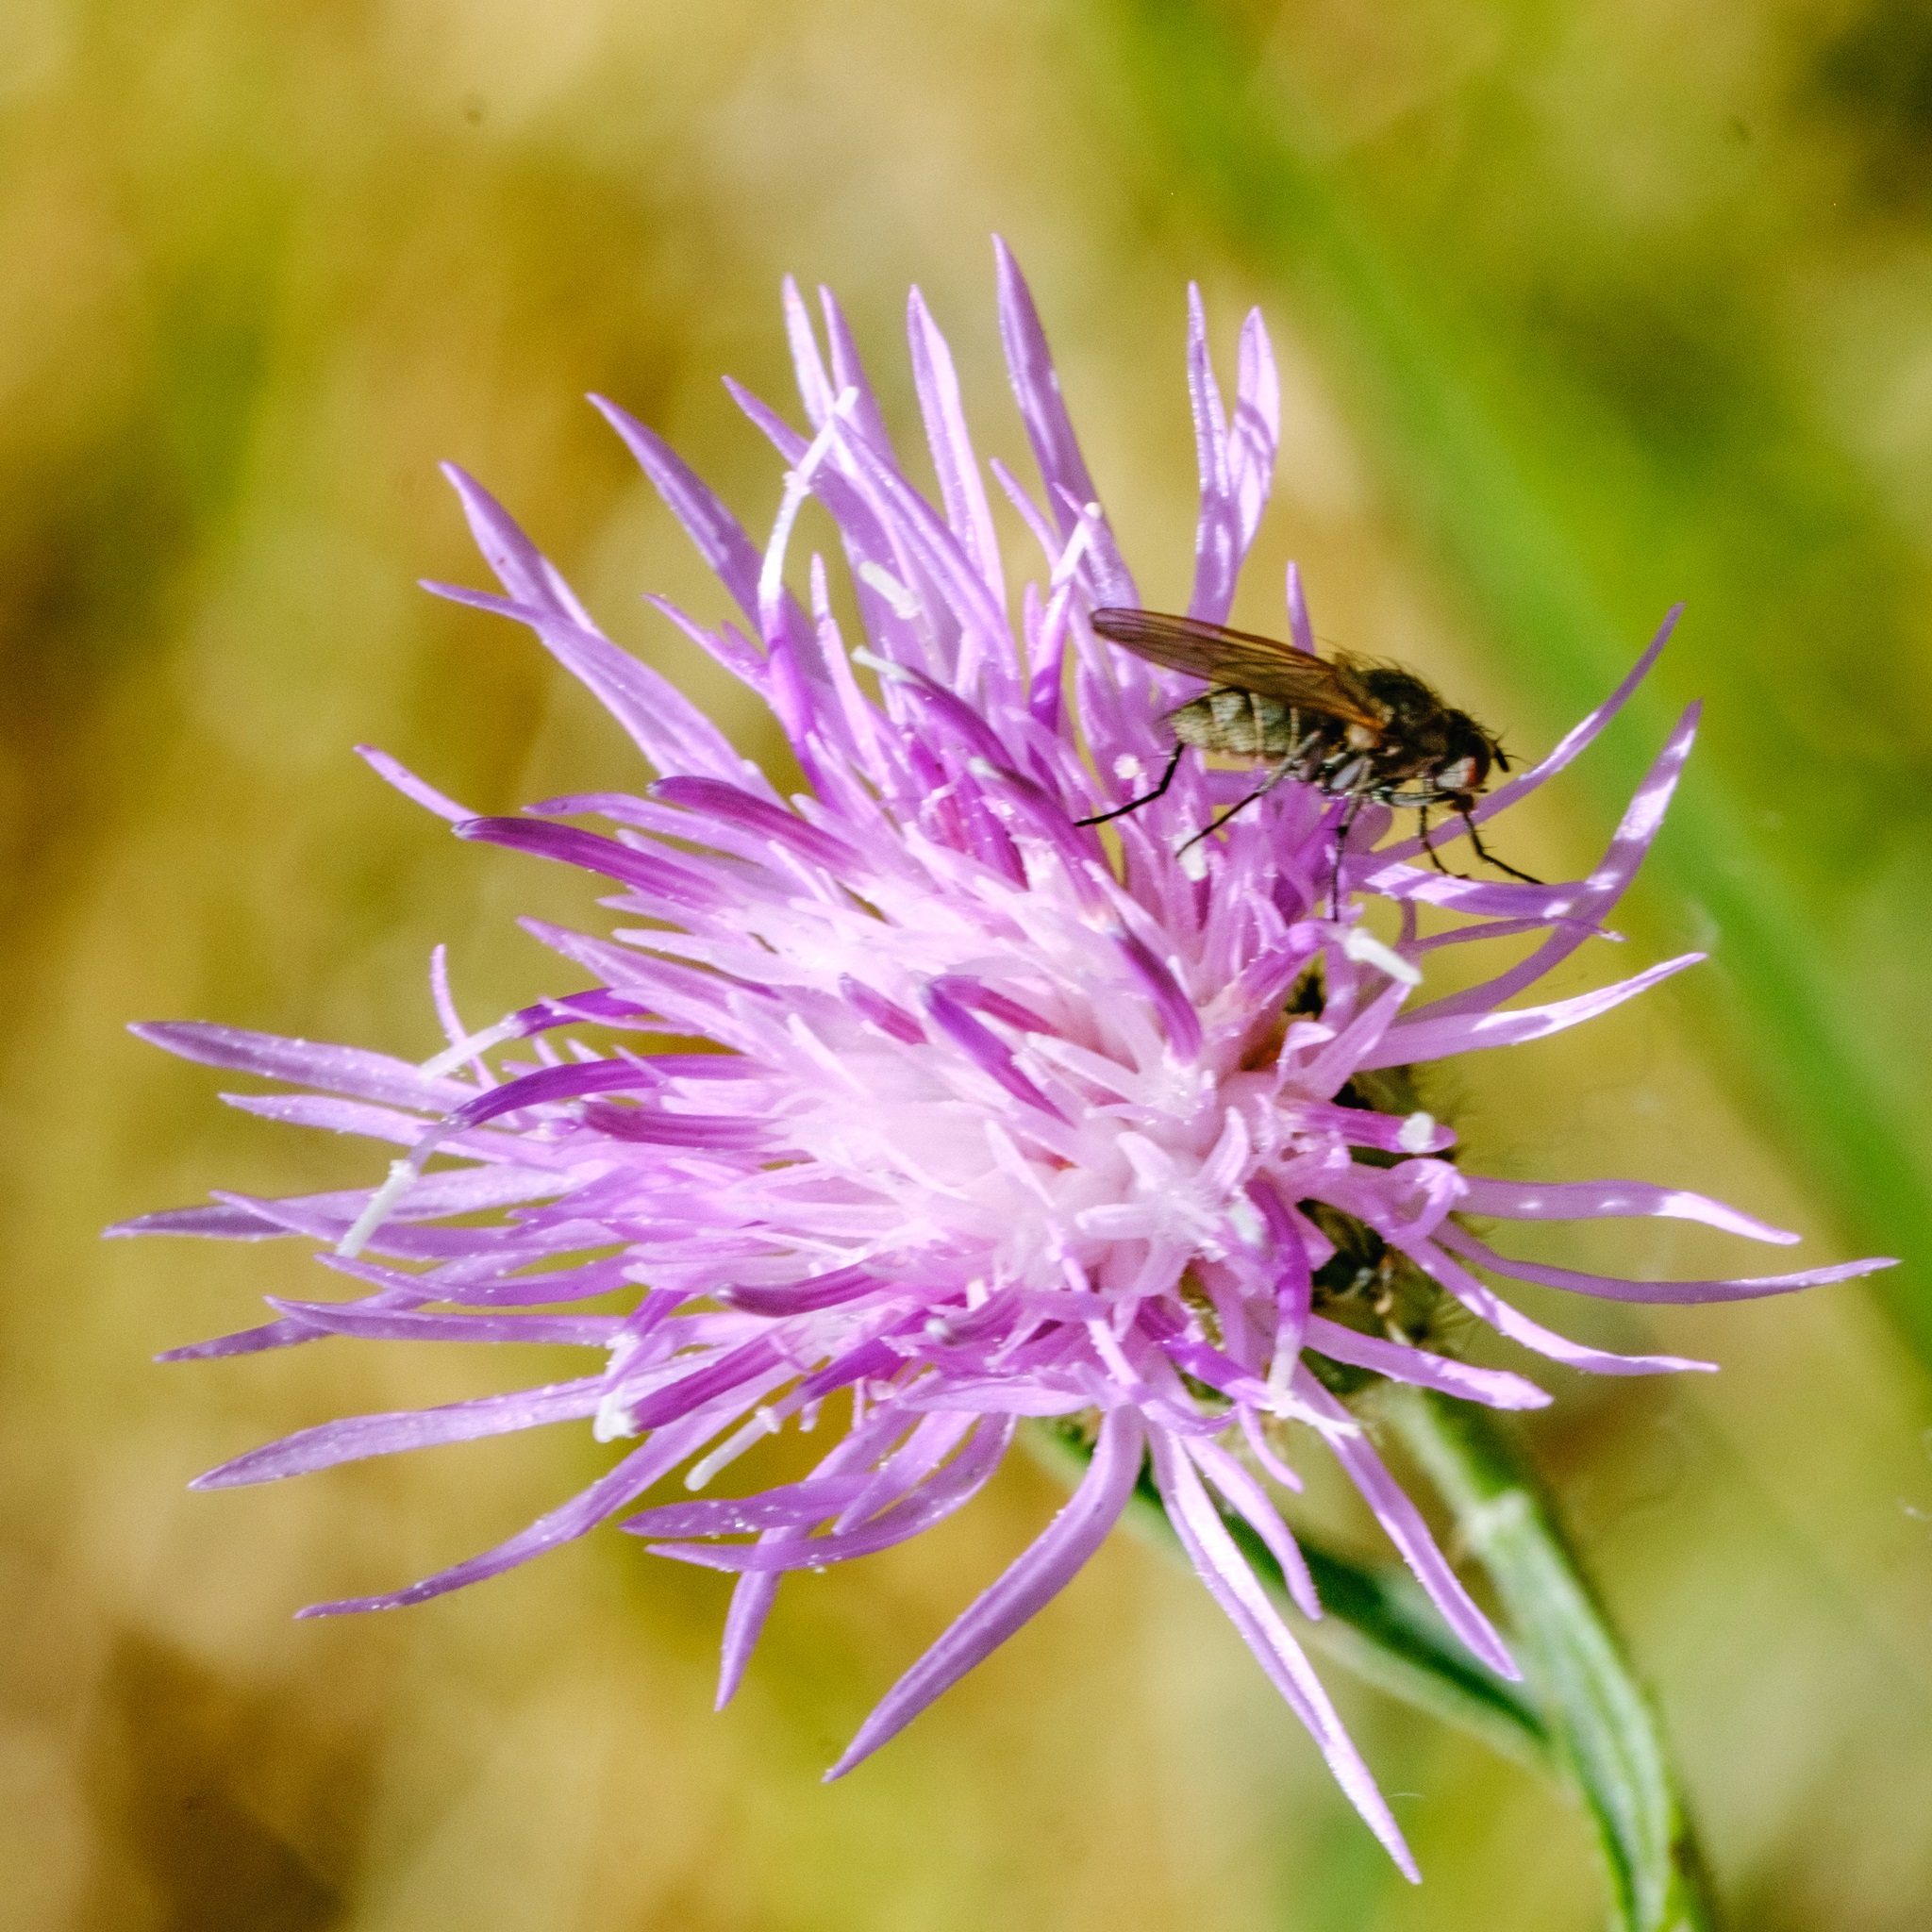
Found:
[717,1265,894,1317]
[1112,926,1203,1058]
[577,1105,774,1150]
[926,975,1051,1038]
[433,466,753,781]
[296,1410,723,1616]
[824,1405,1143,1778]
[817,284,898,462]
[782,275,836,425]
[262,1298,618,1346]
[1285,560,1316,657]
[1149,1429,1417,1881]
[625,1472,879,1538]
[991,238,1135,607]
[1360,953,1705,1071]
[587,397,775,645]
[1404,704,1701,1023]
[1436,1224,1895,1306]
[1294,1372,1518,1680]
[1403,1236,1716,1376]
[839,975,925,1044]
[625,1337,787,1433]
[711,1402,920,1708]
[923,982,1067,1123]
[1187,1435,1321,1619]
[650,775,860,872]
[649,1417,1012,1573]
[1229,308,1279,553]
[908,287,1004,601]
[449,1058,660,1129]
[1456,1175,1797,1244]
[193,1378,605,1488]
[1184,283,1241,625]
[456,816,727,913]
[128,1022,468,1112]
[1304,1316,1551,1409]
[108,1202,290,1241]
[220,1092,475,1147]
[796,1338,908,1404]
[355,745,473,823]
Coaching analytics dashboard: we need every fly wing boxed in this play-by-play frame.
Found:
[1091,608,1381,725]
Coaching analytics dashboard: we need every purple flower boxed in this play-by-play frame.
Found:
[115,242,1891,1877]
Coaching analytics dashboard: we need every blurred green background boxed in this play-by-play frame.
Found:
[7,2,1932,1926]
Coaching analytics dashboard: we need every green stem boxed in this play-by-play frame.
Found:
[1380,1388,1722,1932]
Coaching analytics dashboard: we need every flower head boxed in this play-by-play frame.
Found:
[116,242,1890,1877]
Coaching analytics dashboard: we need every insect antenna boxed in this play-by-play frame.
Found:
[1075,742,1187,828]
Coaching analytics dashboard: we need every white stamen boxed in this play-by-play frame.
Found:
[1341,926,1423,987]
[1112,754,1144,782]
[420,1016,523,1081]
[759,391,856,630]
[851,645,915,686]
[1048,510,1095,591]
[1266,1344,1297,1407]
[592,1387,639,1442]
[858,560,921,620]
[1226,1195,1266,1249]
[684,1406,784,1491]
[1398,1110,1439,1155]
[1177,840,1209,882]
[337,1157,421,1259]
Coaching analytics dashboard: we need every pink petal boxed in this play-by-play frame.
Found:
[1305,1316,1552,1409]
[1456,1175,1797,1244]
[1360,952,1704,1071]
[908,287,1004,603]
[193,1378,605,1488]
[1149,1429,1417,1881]
[1403,703,1701,1023]
[1295,1372,1518,1681]
[127,1022,468,1112]
[1402,1236,1716,1376]
[1437,1223,1895,1306]
[296,1411,724,1616]
[823,1405,1143,1779]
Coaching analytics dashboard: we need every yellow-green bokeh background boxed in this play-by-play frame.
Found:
[8,3,1932,1926]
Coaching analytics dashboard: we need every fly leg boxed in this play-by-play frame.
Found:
[1413,806,1475,881]
[1328,792,1365,919]
[1075,741,1187,827]
[1460,808,1541,886]
[1175,757,1298,854]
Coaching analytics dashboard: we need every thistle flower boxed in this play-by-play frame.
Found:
[115,242,1890,1877]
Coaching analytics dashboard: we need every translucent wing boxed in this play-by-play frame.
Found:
[1091,608,1381,726]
